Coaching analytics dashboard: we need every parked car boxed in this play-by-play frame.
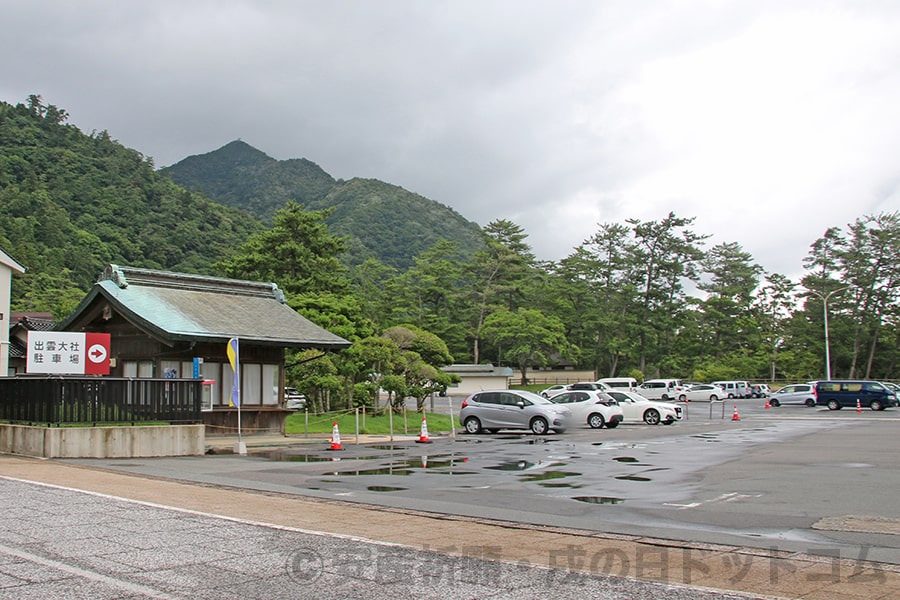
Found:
[460,390,573,434]
[750,384,771,398]
[767,383,817,407]
[567,381,612,392]
[596,377,638,392]
[677,383,724,402]
[711,380,752,399]
[606,390,682,424]
[636,378,685,401]
[883,382,900,395]
[541,381,610,398]
[539,384,568,398]
[815,380,899,411]
[549,390,623,429]
[285,387,307,410]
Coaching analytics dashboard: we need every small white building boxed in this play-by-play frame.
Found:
[0,247,26,376]
[443,363,513,395]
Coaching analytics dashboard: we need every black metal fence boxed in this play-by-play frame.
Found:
[0,377,202,426]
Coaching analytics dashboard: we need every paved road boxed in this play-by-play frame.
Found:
[0,475,759,599]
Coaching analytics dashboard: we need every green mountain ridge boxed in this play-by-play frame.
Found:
[0,98,263,317]
[164,140,484,269]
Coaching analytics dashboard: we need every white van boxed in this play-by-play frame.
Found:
[636,379,685,401]
[711,380,751,399]
[597,377,639,392]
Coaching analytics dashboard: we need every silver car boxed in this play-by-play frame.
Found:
[460,389,573,435]
[768,383,817,407]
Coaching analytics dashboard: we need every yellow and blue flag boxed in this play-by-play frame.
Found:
[227,337,240,407]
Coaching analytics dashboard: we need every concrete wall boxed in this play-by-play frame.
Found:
[447,375,510,395]
[0,424,205,458]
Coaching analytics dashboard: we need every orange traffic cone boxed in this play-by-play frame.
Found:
[327,421,343,451]
[856,399,862,413]
[764,397,771,409]
[731,405,741,421]
[416,416,433,444]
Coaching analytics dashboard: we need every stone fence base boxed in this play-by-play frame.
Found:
[0,424,205,458]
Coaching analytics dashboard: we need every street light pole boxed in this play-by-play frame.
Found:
[807,286,848,381]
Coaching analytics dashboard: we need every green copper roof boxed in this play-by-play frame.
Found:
[60,265,351,350]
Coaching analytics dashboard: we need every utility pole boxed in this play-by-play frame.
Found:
[807,286,848,381]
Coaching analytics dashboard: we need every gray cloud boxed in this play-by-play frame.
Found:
[3,0,900,280]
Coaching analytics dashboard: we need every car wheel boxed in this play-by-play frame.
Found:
[660,394,669,401]
[727,393,735,399]
[871,400,883,411]
[464,417,482,434]
[827,399,841,411]
[606,420,619,429]
[530,417,549,435]
[804,399,815,407]
[643,409,661,425]
[770,399,780,407]
[678,394,687,402]
[709,394,718,401]
[588,413,605,429]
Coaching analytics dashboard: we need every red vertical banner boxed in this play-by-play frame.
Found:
[84,332,111,375]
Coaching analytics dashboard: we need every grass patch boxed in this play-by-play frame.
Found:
[285,409,455,435]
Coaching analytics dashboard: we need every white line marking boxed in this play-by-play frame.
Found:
[0,542,182,599]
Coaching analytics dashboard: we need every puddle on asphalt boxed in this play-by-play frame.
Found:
[324,454,470,476]
[615,475,652,482]
[367,486,407,492]
[263,451,349,462]
[519,470,580,482]
[538,482,583,489]
[573,496,625,504]
[613,456,639,463]
[331,467,414,476]
[487,460,537,471]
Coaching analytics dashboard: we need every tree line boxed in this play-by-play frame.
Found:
[221,201,900,412]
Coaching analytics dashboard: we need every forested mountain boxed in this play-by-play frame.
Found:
[0,97,263,318]
[164,141,484,269]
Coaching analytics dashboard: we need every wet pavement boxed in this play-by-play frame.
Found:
[1,404,900,598]
[62,415,900,563]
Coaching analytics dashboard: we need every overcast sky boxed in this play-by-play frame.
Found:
[3,1,900,280]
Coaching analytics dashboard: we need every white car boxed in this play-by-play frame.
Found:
[549,390,623,429]
[539,384,568,398]
[607,391,683,425]
[677,383,724,402]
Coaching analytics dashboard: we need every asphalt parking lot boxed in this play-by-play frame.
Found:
[2,399,900,599]
[65,401,900,564]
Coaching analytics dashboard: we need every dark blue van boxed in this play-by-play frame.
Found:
[815,380,899,411]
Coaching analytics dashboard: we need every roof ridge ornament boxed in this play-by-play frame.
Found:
[271,283,285,304]
[104,264,129,289]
